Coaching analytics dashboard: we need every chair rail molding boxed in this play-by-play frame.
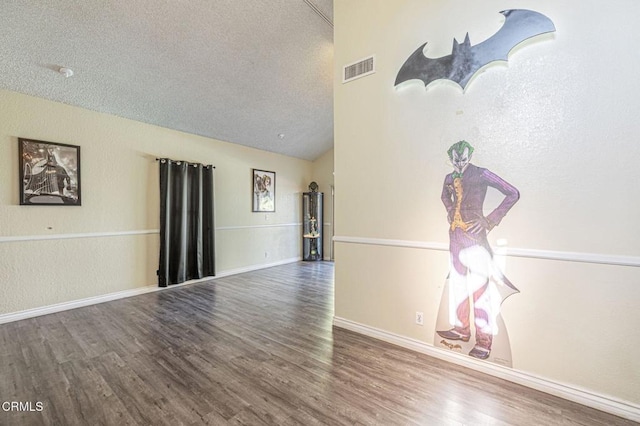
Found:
[333,235,640,268]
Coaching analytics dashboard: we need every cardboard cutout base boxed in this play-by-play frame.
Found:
[434,278,514,367]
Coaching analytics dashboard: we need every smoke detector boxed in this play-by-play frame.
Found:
[59,67,74,78]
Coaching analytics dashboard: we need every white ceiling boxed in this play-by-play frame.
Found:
[0,0,334,161]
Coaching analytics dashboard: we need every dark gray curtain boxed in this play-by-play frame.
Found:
[158,159,215,287]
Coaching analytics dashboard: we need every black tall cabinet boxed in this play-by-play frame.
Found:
[302,189,323,261]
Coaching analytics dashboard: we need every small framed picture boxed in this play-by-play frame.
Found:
[252,169,275,212]
[19,138,81,206]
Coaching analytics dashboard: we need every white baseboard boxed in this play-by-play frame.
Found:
[0,257,301,325]
[214,257,302,278]
[333,316,640,423]
[0,286,159,324]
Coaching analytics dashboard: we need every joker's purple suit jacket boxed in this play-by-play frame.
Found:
[441,164,520,287]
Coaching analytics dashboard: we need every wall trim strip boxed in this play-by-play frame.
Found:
[0,224,304,243]
[0,257,301,324]
[0,229,160,243]
[333,235,640,267]
[217,223,302,231]
[333,316,640,422]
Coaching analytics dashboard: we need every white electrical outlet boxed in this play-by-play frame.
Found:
[415,311,424,326]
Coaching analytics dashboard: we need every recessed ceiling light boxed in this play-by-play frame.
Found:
[59,67,74,78]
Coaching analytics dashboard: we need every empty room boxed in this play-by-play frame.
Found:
[1,1,639,425]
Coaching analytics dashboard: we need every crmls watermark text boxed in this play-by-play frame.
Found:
[2,401,44,412]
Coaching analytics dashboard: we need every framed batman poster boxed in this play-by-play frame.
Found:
[18,138,82,206]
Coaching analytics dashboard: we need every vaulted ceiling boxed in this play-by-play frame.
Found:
[0,1,334,161]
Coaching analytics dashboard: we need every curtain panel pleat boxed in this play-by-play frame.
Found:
[159,159,215,286]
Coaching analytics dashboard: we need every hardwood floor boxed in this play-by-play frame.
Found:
[0,261,635,425]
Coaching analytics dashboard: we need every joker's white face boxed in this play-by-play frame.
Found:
[452,147,471,174]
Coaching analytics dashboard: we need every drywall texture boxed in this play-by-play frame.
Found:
[310,148,335,259]
[334,0,640,406]
[0,89,312,315]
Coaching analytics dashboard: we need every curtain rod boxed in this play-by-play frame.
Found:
[156,158,215,169]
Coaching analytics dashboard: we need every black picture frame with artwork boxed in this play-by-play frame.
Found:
[252,168,275,212]
[18,138,81,206]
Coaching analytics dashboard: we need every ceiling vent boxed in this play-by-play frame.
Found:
[342,55,376,83]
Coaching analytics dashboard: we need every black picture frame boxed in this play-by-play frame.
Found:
[18,138,81,206]
[252,169,275,212]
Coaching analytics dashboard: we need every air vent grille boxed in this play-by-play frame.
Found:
[343,56,375,83]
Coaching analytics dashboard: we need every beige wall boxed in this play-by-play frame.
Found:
[334,0,640,406]
[0,89,312,315]
[311,148,334,259]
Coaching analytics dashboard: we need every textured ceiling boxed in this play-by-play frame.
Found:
[0,0,334,161]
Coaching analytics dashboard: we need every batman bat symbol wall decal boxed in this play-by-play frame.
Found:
[394,9,556,90]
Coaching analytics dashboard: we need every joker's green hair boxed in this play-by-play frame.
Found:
[447,140,474,159]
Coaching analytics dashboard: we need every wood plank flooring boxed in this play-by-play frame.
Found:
[0,261,635,425]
